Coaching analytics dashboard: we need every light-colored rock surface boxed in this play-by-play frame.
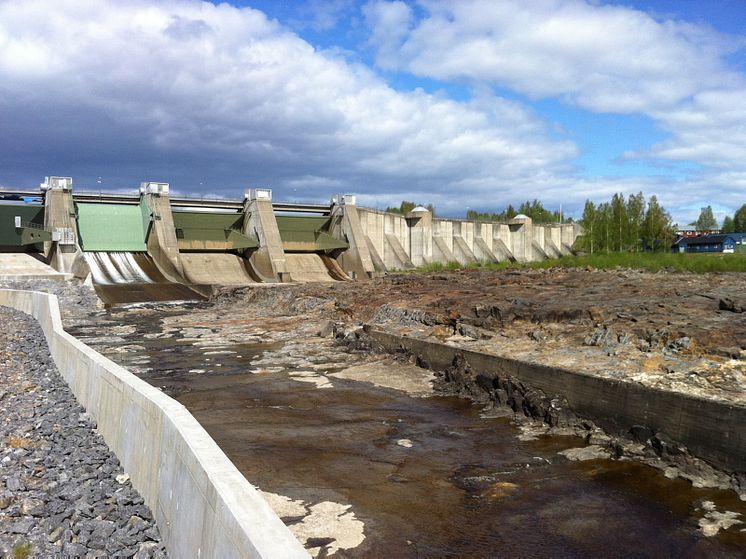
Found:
[330,361,435,396]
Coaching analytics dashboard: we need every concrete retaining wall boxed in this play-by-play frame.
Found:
[366,327,746,474]
[0,289,307,559]
[357,208,580,270]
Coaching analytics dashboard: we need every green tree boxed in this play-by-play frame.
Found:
[722,215,735,233]
[642,195,674,251]
[580,200,597,253]
[385,201,435,216]
[466,204,519,222]
[517,199,559,223]
[385,201,417,214]
[610,193,628,251]
[505,204,517,220]
[626,192,645,252]
[733,204,746,232]
[695,206,718,230]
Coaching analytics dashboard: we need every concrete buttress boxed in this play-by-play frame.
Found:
[331,195,377,279]
[141,185,185,282]
[243,189,289,282]
[406,208,432,267]
[42,177,87,277]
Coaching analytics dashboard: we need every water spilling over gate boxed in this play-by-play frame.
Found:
[84,252,205,305]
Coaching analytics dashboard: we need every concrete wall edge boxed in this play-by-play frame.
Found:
[365,326,746,474]
[0,289,308,559]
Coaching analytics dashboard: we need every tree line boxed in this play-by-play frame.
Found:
[687,204,746,233]
[466,199,570,223]
[721,204,746,233]
[384,201,436,216]
[578,193,675,253]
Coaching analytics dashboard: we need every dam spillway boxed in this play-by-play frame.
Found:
[0,176,581,303]
[84,251,206,304]
[85,252,164,285]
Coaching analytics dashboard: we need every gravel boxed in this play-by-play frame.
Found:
[0,305,168,558]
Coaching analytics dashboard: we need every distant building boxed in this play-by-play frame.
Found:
[673,233,746,253]
[675,225,721,238]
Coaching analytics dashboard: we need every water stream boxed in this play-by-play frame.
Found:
[66,302,746,557]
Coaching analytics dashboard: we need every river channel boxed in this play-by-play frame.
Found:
[65,300,746,557]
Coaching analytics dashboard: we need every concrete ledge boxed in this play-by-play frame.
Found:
[0,289,307,559]
[366,327,746,474]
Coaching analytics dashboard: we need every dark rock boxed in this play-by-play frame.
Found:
[11,518,34,533]
[584,326,615,348]
[629,425,655,444]
[306,536,336,549]
[719,297,744,313]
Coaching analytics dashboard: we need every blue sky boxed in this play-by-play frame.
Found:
[1,0,745,225]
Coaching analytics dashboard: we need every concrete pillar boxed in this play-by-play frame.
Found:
[357,208,386,272]
[452,221,477,264]
[561,223,580,253]
[383,213,413,269]
[330,195,377,279]
[41,176,84,275]
[492,223,515,261]
[141,182,186,281]
[431,219,455,263]
[544,225,563,257]
[473,222,498,262]
[242,189,288,282]
[507,215,532,262]
[406,207,432,267]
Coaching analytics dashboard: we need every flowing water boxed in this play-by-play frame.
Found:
[66,302,746,557]
[83,252,204,304]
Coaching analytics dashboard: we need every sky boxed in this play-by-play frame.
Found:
[1,0,745,224]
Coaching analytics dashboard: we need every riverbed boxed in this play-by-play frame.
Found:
[64,298,746,557]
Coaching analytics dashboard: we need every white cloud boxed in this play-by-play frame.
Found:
[362,0,746,219]
[0,0,578,214]
[0,0,743,224]
[364,0,742,114]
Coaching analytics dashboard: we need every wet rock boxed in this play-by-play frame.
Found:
[558,445,611,461]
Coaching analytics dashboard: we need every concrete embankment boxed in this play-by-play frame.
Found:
[0,306,167,557]
[0,289,307,558]
[365,326,746,491]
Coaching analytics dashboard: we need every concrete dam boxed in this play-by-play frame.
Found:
[1,176,579,302]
